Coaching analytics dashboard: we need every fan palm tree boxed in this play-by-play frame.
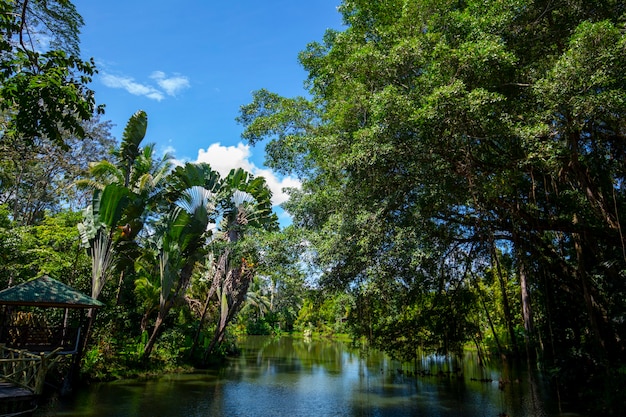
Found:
[77,110,172,304]
[77,110,172,352]
[201,168,278,358]
[78,111,172,240]
[142,164,219,358]
[133,162,277,359]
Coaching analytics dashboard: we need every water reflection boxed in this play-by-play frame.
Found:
[35,336,586,417]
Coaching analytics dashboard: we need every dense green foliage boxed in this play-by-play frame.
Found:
[0,206,91,289]
[238,0,626,408]
[0,0,103,146]
[72,110,286,369]
[0,116,115,225]
[2,1,626,413]
[0,106,291,379]
[236,227,310,335]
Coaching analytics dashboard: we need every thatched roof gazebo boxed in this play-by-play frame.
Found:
[0,276,103,353]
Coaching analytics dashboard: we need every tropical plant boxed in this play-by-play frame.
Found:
[199,168,278,359]
[77,111,173,302]
[142,178,217,358]
[241,277,272,320]
[76,111,174,355]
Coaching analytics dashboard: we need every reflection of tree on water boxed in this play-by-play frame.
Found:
[525,361,548,417]
[233,336,351,376]
[463,354,549,417]
[230,337,559,416]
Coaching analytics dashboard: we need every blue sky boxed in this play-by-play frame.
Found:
[74,1,344,224]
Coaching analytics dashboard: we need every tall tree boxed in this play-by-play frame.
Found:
[0,116,115,225]
[239,0,626,377]
[201,170,278,357]
[249,227,309,331]
[142,174,219,358]
[142,163,278,358]
[0,0,103,147]
[77,111,173,354]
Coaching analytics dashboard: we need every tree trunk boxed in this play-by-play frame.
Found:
[492,244,519,357]
[143,314,163,358]
[140,310,152,333]
[190,252,229,357]
[481,290,504,357]
[572,227,606,358]
[205,320,226,360]
[203,263,254,362]
[81,308,96,354]
[519,258,535,359]
[115,270,125,305]
[471,270,504,357]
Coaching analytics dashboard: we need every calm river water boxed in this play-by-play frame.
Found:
[34,336,585,417]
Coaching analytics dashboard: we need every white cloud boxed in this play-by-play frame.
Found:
[196,143,253,176]
[101,71,190,101]
[195,142,301,207]
[101,73,164,101]
[150,71,190,96]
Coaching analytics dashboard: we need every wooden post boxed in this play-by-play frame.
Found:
[34,353,47,395]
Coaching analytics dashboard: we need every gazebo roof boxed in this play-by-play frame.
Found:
[0,275,104,309]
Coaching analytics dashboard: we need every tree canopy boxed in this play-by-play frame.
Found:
[0,0,103,147]
[239,0,626,375]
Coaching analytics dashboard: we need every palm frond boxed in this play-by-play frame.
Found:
[120,110,147,166]
[91,232,114,299]
[231,189,256,207]
[176,186,215,214]
[88,160,125,186]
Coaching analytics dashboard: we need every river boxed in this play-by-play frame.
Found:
[34,335,586,416]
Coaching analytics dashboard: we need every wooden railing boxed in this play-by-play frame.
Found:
[0,326,80,353]
[0,345,62,395]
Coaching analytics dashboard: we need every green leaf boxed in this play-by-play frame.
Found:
[94,184,131,229]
